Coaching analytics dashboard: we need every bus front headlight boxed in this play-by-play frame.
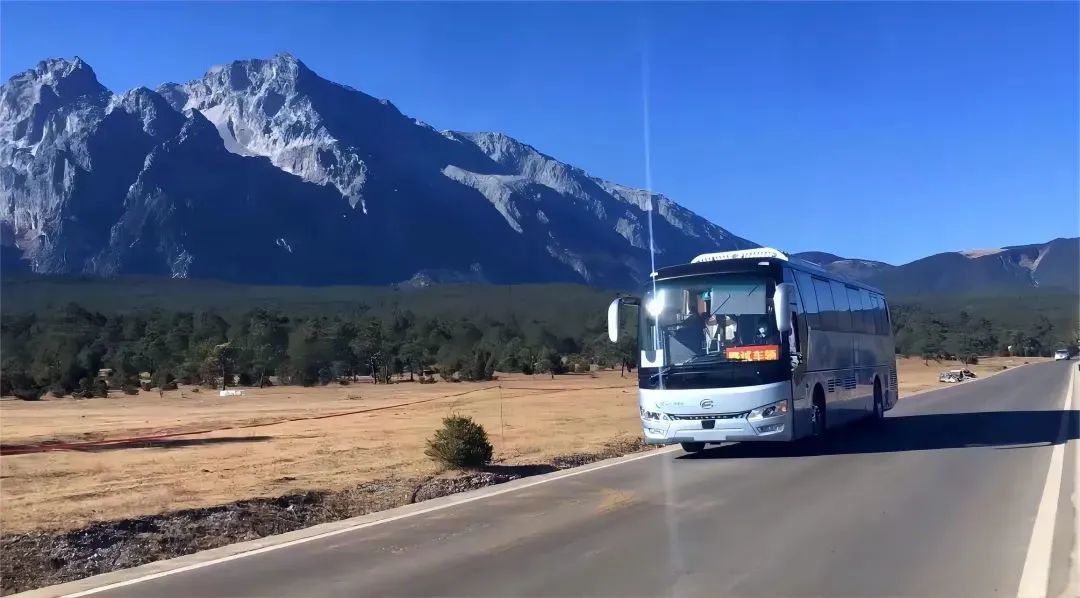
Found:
[640,407,670,421]
[748,400,789,421]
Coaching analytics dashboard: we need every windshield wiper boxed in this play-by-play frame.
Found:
[683,354,743,364]
[650,357,743,381]
[649,365,675,382]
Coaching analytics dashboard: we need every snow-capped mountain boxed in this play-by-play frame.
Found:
[1,54,753,286]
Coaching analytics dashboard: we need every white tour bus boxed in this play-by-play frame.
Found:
[608,248,898,453]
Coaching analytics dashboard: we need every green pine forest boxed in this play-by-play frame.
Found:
[1,277,1076,399]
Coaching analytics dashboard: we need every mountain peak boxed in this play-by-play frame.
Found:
[792,251,848,266]
[199,53,314,93]
[32,56,93,78]
[6,56,107,101]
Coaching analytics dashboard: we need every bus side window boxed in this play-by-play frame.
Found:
[782,269,803,353]
[792,313,801,353]
[829,280,852,332]
[871,294,887,335]
[846,286,865,333]
[794,271,819,329]
[812,277,836,330]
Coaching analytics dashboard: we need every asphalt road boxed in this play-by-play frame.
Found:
[34,361,1080,598]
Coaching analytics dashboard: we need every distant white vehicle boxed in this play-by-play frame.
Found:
[1054,349,1071,361]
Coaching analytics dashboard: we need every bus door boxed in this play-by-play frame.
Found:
[785,268,812,438]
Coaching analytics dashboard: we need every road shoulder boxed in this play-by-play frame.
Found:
[13,446,680,598]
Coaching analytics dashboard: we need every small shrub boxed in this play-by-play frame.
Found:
[49,384,68,398]
[121,384,140,395]
[190,387,200,393]
[13,388,41,401]
[424,414,493,469]
[237,372,253,386]
[92,379,109,398]
[338,379,350,386]
[140,381,152,391]
[162,381,179,391]
[317,367,333,386]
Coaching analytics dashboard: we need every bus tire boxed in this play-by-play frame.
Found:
[681,442,706,453]
[872,379,885,423]
[811,386,827,437]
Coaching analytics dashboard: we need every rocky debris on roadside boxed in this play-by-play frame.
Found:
[0,438,650,595]
[410,471,519,503]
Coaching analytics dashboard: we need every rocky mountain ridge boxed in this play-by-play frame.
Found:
[794,237,1079,296]
[1,54,752,286]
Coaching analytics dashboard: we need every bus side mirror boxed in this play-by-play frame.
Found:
[608,298,622,342]
[607,296,639,342]
[774,283,795,333]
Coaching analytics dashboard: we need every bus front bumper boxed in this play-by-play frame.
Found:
[641,413,792,445]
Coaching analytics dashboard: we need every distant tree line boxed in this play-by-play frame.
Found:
[0,303,638,399]
[3,295,1076,398]
[890,303,1077,364]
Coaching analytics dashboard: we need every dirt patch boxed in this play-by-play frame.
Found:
[0,372,641,535]
[0,438,652,595]
[894,356,1046,397]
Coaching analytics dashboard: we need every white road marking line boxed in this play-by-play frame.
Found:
[59,445,682,597]
[1070,369,1080,598]
[1017,367,1075,598]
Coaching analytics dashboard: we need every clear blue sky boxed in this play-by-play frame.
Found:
[3,1,1077,264]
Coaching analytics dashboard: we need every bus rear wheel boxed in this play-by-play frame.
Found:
[681,442,706,453]
[811,387,827,437]
[872,380,885,423]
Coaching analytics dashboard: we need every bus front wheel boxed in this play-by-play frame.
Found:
[681,442,706,453]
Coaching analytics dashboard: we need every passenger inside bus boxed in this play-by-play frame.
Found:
[750,315,779,344]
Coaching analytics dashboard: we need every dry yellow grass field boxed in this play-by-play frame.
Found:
[892,355,1045,396]
[0,357,1043,534]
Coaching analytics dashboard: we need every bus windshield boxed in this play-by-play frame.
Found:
[640,274,780,368]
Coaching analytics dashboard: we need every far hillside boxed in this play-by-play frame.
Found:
[795,237,1079,297]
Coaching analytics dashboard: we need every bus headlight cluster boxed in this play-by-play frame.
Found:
[640,407,670,421]
[748,400,789,421]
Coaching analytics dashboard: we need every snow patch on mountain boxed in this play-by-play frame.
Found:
[960,248,1005,259]
[199,104,256,157]
[166,54,370,211]
[441,165,525,233]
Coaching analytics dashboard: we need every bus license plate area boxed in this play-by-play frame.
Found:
[701,420,716,429]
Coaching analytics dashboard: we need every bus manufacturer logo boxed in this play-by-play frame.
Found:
[700,399,714,409]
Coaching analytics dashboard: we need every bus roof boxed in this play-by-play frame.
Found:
[658,247,886,295]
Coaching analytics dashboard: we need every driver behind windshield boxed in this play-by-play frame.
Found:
[750,314,779,345]
[674,296,706,351]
